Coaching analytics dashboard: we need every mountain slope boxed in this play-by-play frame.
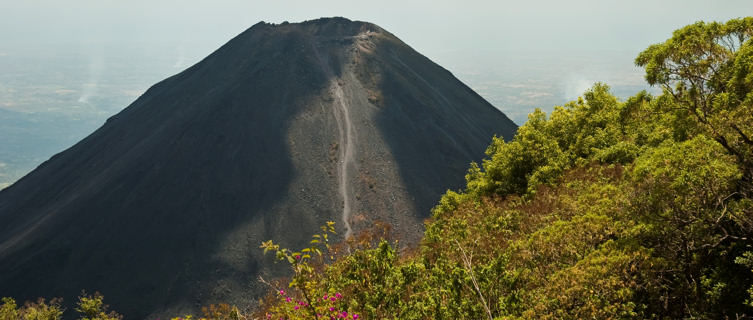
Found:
[0,17,516,318]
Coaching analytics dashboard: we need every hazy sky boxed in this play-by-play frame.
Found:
[1,1,751,121]
[2,0,751,55]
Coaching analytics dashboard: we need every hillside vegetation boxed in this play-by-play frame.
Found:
[2,17,753,320]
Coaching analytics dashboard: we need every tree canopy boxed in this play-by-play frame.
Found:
[636,17,753,185]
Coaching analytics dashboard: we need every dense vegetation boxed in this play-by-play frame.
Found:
[0,292,122,320]
[2,17,752,320]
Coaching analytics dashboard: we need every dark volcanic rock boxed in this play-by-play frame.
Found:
[0,17,517,318]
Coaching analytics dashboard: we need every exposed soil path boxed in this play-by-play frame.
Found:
[311,42,356,239]
[332,81,355,239]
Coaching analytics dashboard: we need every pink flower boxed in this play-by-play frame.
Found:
[335,293,342,299]
[294,306,299,310]
[353,315,359,319]
[295,255,301,260]
[329,307,335,311]
[279,290,285,296]
[286,297,292,303]
[330,297,336,301]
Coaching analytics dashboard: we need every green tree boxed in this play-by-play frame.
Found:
[636,18,753,185]
[0,298,19,320]
[18,298,63,320]
[75,292,122,320]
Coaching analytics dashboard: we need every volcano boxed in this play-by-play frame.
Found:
[0,17,516,317]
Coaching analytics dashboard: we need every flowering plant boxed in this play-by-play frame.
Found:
[260,222,361,320]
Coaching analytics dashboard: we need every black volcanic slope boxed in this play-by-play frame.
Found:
[0,18,516,318]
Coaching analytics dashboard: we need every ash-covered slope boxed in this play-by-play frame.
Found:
[0,17,516,317]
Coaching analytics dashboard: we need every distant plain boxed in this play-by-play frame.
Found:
[0,43,655,189]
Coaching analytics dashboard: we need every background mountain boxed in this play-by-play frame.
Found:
[0,17,516,318]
